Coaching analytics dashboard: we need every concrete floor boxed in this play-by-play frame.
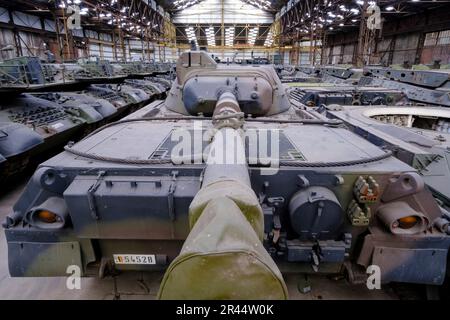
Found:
[0,176,419,300]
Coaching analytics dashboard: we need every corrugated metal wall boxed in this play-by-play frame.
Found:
[421,30,450,64]
[0,7,9,24]
[391,33,419,65]
[12,11,41,29]
[0,6,168,62]
[321,7,450,66]
[17,31,47,59]
[0,29,17,59]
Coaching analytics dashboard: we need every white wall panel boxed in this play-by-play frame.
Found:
[44,19,56,32]
[0,29,17,59]
[12,11,41,29]
[18,31,46,58]
[0,7,9,24]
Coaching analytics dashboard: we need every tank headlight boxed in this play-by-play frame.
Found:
[25,197,70,230]
[377,202,429,235]
[36,210,59,224]
[395,216,419,229]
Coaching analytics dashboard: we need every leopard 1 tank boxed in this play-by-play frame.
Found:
[3,51,450,300]
[288,85,408,107]
[360,67,450,107]
[123,79,166,99]
[83,84,133,113]
[322,104,450,208]
[0,94,85,178]
[30,92,118,125]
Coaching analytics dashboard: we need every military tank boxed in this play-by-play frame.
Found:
[0,94,85,178]
[123,79,166,99]
[0,57,54,85]
[360,67,450,107]
[0,57,77,91]
[74,58,126,82]
[0,121,43,181]
[3,51,450,300]
[153,62,174,74]
[322,104,450,208]
[319,66,364,85]
[145,76,173,91]
[30,92,118,125]
[289,85,408,107]
[112,62,157,77]
[83,84,133,113]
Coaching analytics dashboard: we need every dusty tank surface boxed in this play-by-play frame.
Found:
[360,67,450,107]
[123,79,166,99]
[0,94,85,177]
[0,55,173,182]
[3,51,450,300]
[323,104,450,209]
[30,92,118,125]
[289,85,408,107]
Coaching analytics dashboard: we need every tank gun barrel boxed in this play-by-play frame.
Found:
[158,92,288,299]
[204,91,249,187]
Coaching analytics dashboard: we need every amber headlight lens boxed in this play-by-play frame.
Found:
[397,216,419,229]
[377,202,429,235]
[26,197,69,230]
[37,210,58,223]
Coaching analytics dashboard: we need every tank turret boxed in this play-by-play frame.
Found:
[166,51,290,117]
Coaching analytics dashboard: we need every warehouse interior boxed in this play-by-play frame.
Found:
[0,0,449,66]
[1,0,450,302]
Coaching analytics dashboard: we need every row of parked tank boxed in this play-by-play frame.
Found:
[276,63,450,210]
[0,56,175,182]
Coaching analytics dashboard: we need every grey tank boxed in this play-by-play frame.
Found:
[3,52,450,299]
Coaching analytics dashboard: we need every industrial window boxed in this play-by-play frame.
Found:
[437,30,450,45]
[424,30,450,46]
